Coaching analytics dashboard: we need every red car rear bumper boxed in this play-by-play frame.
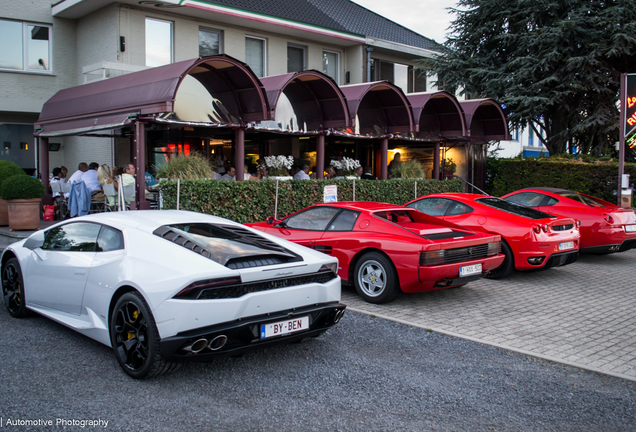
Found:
[408,254,505,293]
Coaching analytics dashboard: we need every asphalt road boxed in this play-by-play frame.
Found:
[1,307,634,431]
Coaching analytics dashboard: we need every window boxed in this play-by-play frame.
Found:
[245,36,266,77]
[199,27,222,56]
[394,63,409,93]
[287,44,306,73]
[407,198,452,217]
[370,59,412,93]
[328,210,359,231]
[145,18,173,67]
[284,207,341,231]
[322,50,339,83]
[96,226,124,252]
[0,19,51,72]
[503,192,550,207]
[43,223,102,252]
[409,67,427,93]
[447,201,473,216]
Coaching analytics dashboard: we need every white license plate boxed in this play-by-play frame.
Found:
[460,263,482,277]
[260,316,309,339]
[625,225,636,233]
[559,241,574,250]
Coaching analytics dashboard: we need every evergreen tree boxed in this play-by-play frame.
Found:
[425,0,636,155]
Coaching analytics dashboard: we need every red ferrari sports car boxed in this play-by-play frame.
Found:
[502,187,636,253]
[246,202,504,304]
[405,193,580,279]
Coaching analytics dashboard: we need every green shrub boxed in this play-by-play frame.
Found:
[485,158,636,205]
[0,160,26,190]
[389,159,425,179]
[155,153,216,180]
[159,178,463,223]
[0,175,46,200]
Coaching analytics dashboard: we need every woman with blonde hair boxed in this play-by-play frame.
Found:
[98,164,118,207]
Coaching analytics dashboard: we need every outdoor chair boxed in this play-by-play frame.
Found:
[51,182,71,220]
[102,182,118,212]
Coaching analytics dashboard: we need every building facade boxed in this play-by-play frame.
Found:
[1,0,508,201]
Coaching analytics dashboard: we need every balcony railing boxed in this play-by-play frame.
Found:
[83,61,147,83]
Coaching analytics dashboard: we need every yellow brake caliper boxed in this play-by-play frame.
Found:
[128,310,139,339]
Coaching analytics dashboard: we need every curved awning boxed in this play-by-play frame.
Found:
[459,99,510,141]
[407,91,466,140]
[35,55,270,137]
[339,81,413,137]
[256,70,349,134]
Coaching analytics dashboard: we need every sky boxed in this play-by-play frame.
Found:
[350,0,458,43]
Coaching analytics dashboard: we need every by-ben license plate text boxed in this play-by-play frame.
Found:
[559,241,574,251]
[460,263,482,277]
[261,316,309,339]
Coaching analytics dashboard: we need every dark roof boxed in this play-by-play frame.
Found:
[206,0,440,51]
[35,55,270,136]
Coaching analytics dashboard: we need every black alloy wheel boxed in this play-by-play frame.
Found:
[2,258,30,318]
[486,240,515,279]
[110,292,176,379]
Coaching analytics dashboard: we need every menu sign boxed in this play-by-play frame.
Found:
[626,73,636,137]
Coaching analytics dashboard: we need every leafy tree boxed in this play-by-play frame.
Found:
[424,0,636,155]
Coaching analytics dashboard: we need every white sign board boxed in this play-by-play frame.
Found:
[324,185,337,203]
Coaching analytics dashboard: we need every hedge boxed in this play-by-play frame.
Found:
[159,178,463,223]
[486,159,636,204]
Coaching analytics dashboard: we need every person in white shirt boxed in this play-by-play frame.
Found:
[68,162,88,184]
[293,163,311,180]
[80,162,104,200]
[220,166,236,181]
[242,164,257,180]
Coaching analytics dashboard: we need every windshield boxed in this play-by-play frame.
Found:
[476,197,555,219]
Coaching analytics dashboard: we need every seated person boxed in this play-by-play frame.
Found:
[144,165,157,187]
[361,166,376,180]
[220,166,236,181]
[293,163,311,180]
[80,162,104,200]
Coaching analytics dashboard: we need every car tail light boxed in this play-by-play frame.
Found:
[542,224,549,233]
[533,225,541,234]
[319,263,338,274]
[487,241,501,256]
[603,213,614,224]
[175,276,242,299]
[576,220,581,227]
[420,250,445,266]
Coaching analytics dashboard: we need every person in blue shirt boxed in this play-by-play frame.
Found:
[144,165,157,187]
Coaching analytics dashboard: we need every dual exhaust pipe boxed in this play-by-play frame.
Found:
[184,335,228,354]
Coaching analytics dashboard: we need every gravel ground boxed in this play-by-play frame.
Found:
[0,308,634,432]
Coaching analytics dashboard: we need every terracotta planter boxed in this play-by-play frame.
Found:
[7,198,41,231]
[0,198,8,226]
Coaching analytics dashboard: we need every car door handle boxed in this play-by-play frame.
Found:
[73,269,87,275]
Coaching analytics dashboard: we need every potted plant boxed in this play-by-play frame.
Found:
[330,157,361,179]
[262,155,294,179]
[0,160,27,226]
[155,153,216,180]
[390,158,425,179]
[0,175,45,230]
[442,157,457,178]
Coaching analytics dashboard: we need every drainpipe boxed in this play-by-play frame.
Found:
[366,47,373,82]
